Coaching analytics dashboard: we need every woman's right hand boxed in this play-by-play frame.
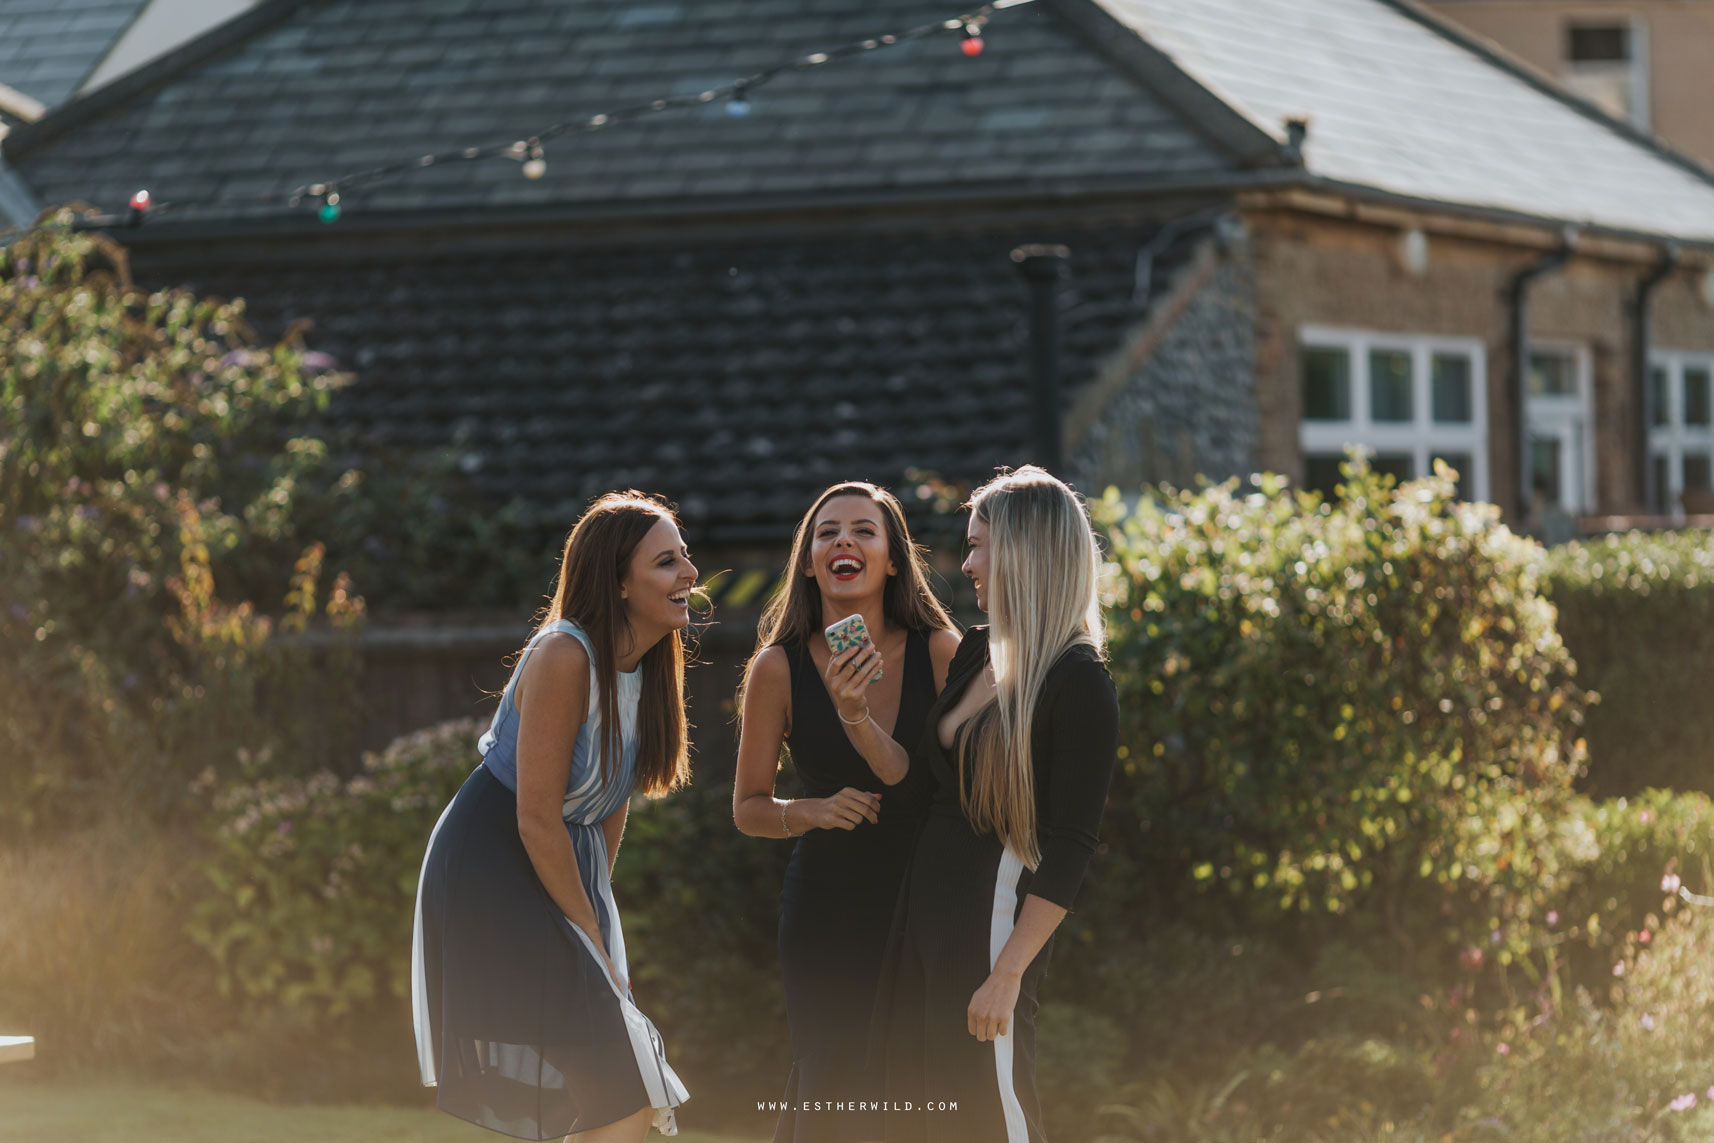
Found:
[798,788,881,831]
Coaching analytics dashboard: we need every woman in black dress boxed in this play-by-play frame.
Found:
[734,482,960,1143]
[872,466,1119,1143]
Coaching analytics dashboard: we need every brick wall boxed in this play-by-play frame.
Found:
[1244,204,1714,521]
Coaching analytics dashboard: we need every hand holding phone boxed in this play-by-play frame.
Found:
[824,614,883,684]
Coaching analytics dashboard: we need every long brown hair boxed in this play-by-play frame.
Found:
[539,490,692,797]
[744,482,956,700]
[955,467,1104,865]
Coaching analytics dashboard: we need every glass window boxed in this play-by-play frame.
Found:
[1369,350,1413,423]
[1532,437,1563,505]
[1430,452,1472,499]
[1651,366,1670,427]
[1372,453,1414,484]
[1687,454,1713,494]
[1529,351,1578,397]
[1303,347,1350,421]
[1567,24,1628,62]
[1304,454,1343,499]
[1685,368,1712,427]
[1431,353,1473,424]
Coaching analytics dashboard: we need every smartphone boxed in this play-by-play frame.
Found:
[824,614,883,683]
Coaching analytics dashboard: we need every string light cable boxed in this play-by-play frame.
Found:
[96,0,1034,227]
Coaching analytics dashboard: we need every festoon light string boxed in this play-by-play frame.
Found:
[113,0,1032,227]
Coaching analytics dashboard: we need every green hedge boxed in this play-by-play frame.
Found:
[1542,530,1714,796]
[1090,459,1589,970]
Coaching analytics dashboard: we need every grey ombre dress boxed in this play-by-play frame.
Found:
[411,619,687,1139]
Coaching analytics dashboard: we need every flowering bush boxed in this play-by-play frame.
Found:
[189,718,482,1019]
[1094,456,1590,966]
[1543,530,1714,795]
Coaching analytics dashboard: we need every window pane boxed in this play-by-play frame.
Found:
[1431,353,1473,423]
[1304,454,1343,499]
[1370,350,1413,423]
[1568,24,1628,62]
[1372,453,1414,484]
[1687,454,1714,494]
[1651,366,1670,427]
[1430,452,1472,499]
[1532,437,1563,506]
[1685,368,1712,427]
[1303,347,1350,421]
[1529,351,1577,396]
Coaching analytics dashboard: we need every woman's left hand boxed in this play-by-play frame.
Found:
[967,969,1021,1042]
[824,641,882,723]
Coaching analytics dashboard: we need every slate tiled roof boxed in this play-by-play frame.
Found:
[6,0,1243,224]
[0,0,146,108]
[1100,0,1714,243]
[130,214,1213,540]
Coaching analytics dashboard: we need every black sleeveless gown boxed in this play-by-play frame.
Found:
[774,629,935,1143]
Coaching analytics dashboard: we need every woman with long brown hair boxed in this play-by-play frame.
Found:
[872,466,1119,1143]
[413,491,696,1142]
[734,482,960,1143]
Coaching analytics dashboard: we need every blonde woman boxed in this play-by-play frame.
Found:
[871,467,1119,1143]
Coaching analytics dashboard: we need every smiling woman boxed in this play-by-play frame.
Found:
[411,491,698,1143]
[733,482,960,1143]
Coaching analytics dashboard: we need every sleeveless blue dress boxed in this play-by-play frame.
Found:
[411,619,688,1139]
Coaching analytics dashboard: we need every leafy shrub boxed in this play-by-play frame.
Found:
[1096,457,1590,969]
[1472,890,1714,1141]
[0,212,369,830]
[1542,530,1714,796]
[190,718,482,1022]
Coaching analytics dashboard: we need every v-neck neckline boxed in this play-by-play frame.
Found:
[809,628,917,741]
[934,629,994,752]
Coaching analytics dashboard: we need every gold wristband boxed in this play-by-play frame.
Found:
[780,800,795,837]
[838,707,870,726]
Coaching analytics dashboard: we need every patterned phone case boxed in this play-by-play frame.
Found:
[824,615,883,683]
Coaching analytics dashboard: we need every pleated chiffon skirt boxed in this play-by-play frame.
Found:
[412,764,686,1139]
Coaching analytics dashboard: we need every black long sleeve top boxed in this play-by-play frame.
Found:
[929,626,1120,910]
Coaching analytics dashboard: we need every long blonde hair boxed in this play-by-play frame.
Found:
[742,482,956,706]
[956,467,1105,865]
[540,490,692,798]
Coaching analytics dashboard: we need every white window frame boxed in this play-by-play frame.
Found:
[1525,340,1597,517]
[1649,349,1714,520]
[1561,16,1651,130]
[1298,325,1490,501]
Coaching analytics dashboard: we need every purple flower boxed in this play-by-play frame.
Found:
[76,505,101,521]
[219,350,258,369]
[1670,1093,1697,1112]
[299,351,338,374]
[13,515,37,532]
[8,604,26,622]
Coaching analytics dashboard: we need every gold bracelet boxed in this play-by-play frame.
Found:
[780,800,795,837]
[838,707,869,726]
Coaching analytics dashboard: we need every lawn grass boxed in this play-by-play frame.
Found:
[0,1078,765,1143]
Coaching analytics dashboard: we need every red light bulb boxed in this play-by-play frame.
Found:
[960,31,984,57]
[128,189,151,212]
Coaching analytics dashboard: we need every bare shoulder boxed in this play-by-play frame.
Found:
[746,644,791,700]
[928,626,962,692]
[515,632,590,715]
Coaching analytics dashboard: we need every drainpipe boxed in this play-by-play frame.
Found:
[1506,227,1578,524]
[1012,244,1070,474]
[1633,245,1680,513]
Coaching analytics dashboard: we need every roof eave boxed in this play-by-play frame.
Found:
[1,0,314,162]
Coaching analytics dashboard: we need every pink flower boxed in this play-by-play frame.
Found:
[1706,1086,1714,1101]
[1613,962,1627,978]
[1640,810,1655,825]
[1546,910,1559,927]
[1640,1013,1656,1031]
[1496,1042,1510,1056]
[1663,873,1682,893]
[1640,929,1652,945]
[1670,1093,1697,1112]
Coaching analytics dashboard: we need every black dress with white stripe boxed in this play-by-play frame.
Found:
[871,627,1118,1143]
